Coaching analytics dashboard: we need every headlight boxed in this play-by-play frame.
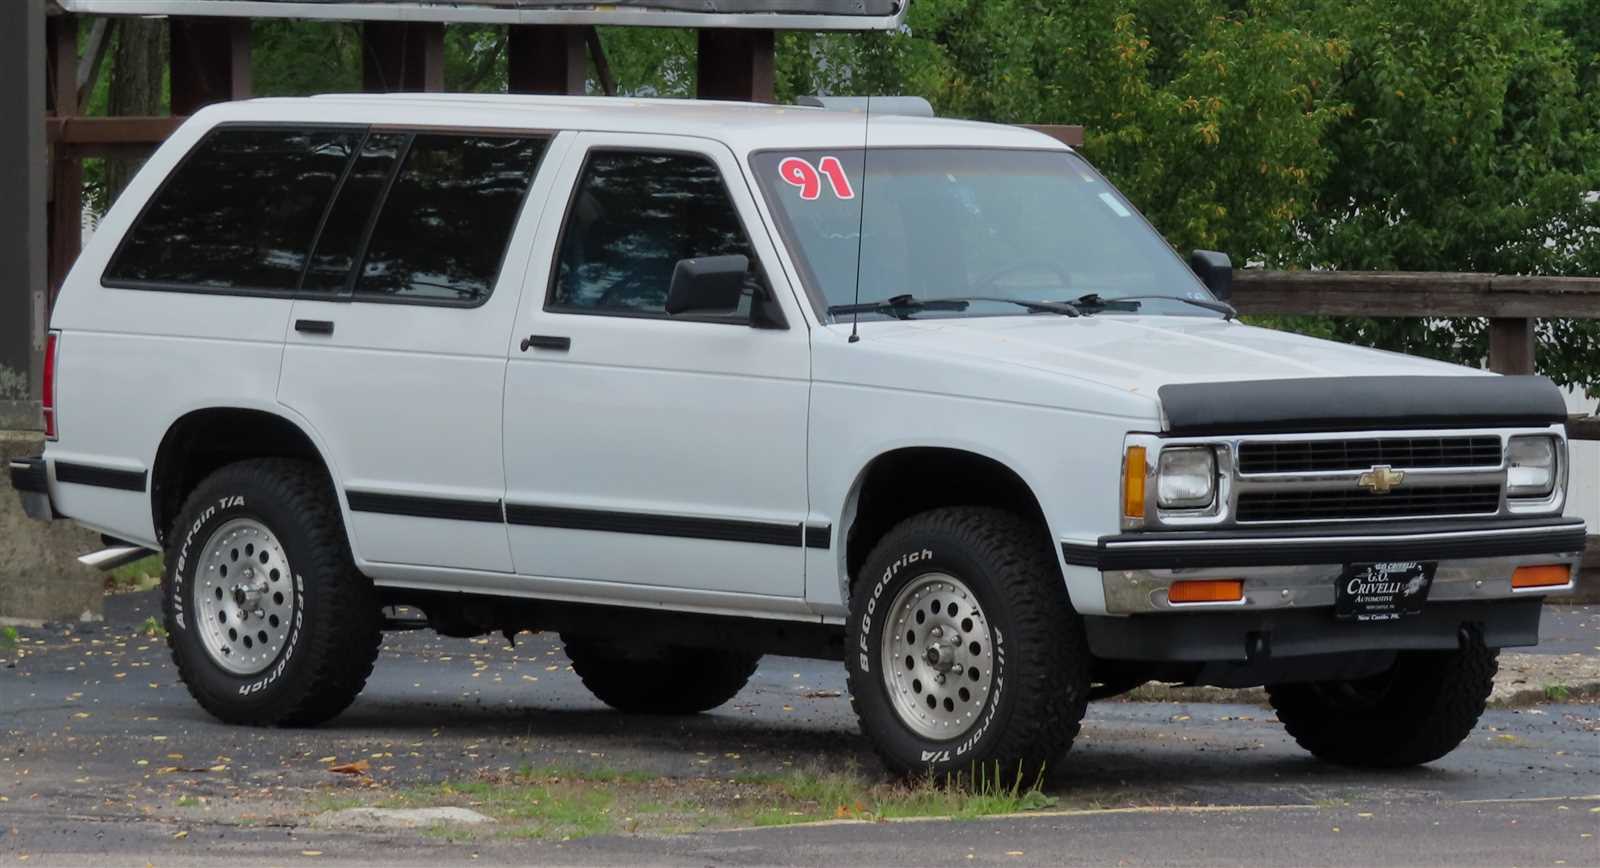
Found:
[1506,435,1557,497]
[1157,447,1217,509]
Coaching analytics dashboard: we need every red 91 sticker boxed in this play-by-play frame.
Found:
[778,156,855,201]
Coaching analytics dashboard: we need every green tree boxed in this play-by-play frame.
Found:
[1283,0,1600,393]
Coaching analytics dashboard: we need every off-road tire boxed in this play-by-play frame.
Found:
[562,637,760,714]
[1267,640,1498,768]
[163,458,381,726]
[846,506,1090,782]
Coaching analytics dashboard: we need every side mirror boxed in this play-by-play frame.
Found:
[665,254,749,316]
[1189,250,1232,301]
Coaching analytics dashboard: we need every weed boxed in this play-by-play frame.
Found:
[0,626,18,650]
[138,616,167,639]
[1544,684,1572,702]
[107,555,163,593]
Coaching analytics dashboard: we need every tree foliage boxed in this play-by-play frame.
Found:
[77,2,1599,392]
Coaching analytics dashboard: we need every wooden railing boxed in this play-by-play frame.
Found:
[1232,270,1600,382]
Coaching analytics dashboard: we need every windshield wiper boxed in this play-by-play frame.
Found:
[1069,293,1237,320]
[828,294,1081,319]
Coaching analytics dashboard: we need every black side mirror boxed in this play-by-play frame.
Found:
[1189,250,1232,301]
[665,255,750,316]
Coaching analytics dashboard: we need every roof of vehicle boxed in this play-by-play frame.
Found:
[190,93,1070,154]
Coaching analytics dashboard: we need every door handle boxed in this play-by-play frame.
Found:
[295,319,335,335]
[520,335,571,352]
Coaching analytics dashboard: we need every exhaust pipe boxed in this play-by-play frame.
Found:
[78,545,154,572]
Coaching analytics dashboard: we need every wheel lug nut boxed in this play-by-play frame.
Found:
[935,673,946,685]
[929,626,943,640]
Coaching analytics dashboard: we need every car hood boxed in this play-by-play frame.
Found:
[853,314,1481,401]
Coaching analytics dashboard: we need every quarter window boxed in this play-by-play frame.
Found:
[301,133,405,294]
[354,134,546,305]
[549,150,757,315]
[105,127,360,291]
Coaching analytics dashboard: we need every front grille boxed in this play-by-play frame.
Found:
[1235,485,1502,522]
[1237,436,1502,474]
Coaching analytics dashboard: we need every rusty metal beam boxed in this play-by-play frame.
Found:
[170,16,251,115]
[1021,124,1085,148]
[362,20,444,93]
[507,24,585,95]
[1230,271,1600,319]
[46,11,81,303]
[696,28,773,102]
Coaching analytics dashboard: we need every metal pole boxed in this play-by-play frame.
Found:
[0,0,47,431]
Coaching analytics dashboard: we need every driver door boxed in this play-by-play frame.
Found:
[500,132,813,603]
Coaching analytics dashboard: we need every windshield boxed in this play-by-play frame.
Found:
[750,148,1216,321]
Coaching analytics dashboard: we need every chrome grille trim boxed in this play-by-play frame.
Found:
[1236,435,1501,474]
[1124,424,1568,530]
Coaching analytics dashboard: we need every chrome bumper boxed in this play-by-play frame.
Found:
[1063,517,1587,615]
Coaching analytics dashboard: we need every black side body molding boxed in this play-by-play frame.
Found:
[346,491,504,523]
[54,461,148,492]
[1158,375,1569,435]
[507,503,813,548]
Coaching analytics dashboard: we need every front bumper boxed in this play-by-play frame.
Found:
[1064,516,1587,615]
[8,456,56,521]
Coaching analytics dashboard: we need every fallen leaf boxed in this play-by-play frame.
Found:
[329,760,370,775]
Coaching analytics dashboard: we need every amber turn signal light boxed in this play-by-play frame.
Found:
[1511,564,1571,589]
[1123,446,1147,519]
[1167,579,1244,604]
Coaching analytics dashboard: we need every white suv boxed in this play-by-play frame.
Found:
[11,94,1583,778]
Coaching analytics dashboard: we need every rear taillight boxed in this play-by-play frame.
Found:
[43,330,58,440]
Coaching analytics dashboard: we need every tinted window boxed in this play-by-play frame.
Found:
[354,134,545,305]
[550,151,755,314]
[106,127,359,290]
[301,133,405,293]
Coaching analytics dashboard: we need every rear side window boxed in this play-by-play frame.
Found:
[549,150,756,315]
[354,134,546,305]
[105,127,360,291]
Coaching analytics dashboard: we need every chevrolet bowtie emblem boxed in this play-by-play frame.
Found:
[1358,465,1405,494]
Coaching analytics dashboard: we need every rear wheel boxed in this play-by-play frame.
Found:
[1267,640,1498,768]
[563,637,760,714]
[163,458,380,726]
[846,507,1089,783]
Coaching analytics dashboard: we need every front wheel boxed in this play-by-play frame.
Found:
[846,507,1089,782]
[1267,640,1498,768]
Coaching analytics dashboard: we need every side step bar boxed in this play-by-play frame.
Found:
[79,545,155,571]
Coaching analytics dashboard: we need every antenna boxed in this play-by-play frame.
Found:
[848,95,871,344]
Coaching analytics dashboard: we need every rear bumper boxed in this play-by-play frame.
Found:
[1064,516,1587,615]
[8,456,56,521]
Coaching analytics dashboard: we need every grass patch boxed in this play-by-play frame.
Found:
[1543,684,1572,702]
[382,778,616,841]
[758,764,1058,825]
[107,555,162,593]
[137,616,167,639]
[0,626,17,651]
[318,762,1066,842]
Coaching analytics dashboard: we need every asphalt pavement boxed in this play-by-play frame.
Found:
[2,590,1596,866]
